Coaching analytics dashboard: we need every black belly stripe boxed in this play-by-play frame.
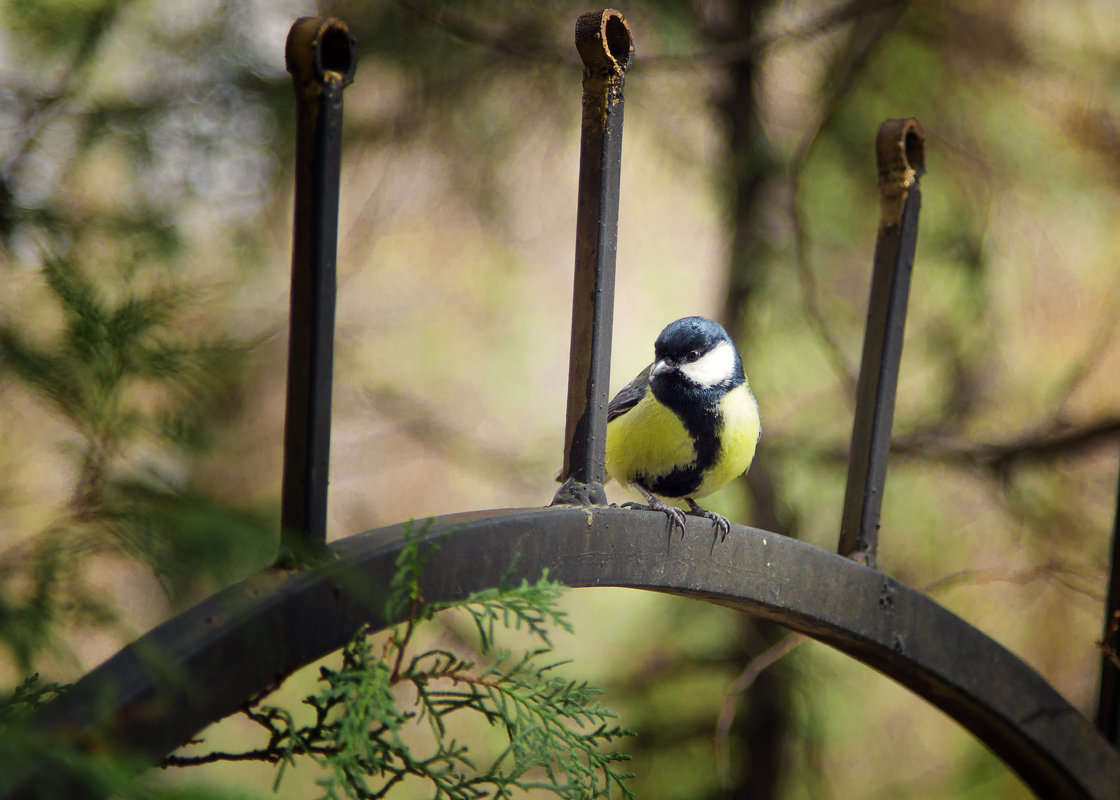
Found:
[643,463,705,498]
[641,378,728,498]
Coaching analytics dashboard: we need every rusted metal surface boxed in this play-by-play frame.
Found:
[278,17,356,562]
[1097,452,1120,745]
[554,10,633,506]
[21,507,1120,800]
[838,118,925,567]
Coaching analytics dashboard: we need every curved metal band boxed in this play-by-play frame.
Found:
[26,508,1120,799]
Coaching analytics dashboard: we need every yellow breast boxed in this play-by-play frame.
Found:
[604,383,760,499]
[691,383,760,498]
[605,389,695,488]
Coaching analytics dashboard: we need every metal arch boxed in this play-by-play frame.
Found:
[21,507,1120,800]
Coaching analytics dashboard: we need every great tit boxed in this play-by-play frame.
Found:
[605,316,760,538]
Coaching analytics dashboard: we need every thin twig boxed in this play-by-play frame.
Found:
[787,1,911,404]
[771,414,1120,470]
[1049,275,1120,420]
[646,0,908,68]
[399,0,908,71]
[713,633,808,790]
[396,0,571,64]
[390,609,417,683]
[893,416,1120,471]
[921,561,1103,603]
[163,748,285,767]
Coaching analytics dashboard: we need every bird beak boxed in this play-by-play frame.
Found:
[650,358,671,377]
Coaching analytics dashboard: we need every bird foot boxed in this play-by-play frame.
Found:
[687,499,731,542]
[623,497,687,538]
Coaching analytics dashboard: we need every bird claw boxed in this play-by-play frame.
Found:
[660,505,688,538]
[687,500,731,542]
[621,498,687,537]
[622,495,731,541]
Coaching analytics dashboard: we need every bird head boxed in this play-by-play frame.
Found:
[649,316,744,390]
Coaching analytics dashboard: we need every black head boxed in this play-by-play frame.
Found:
[650,316,744,390]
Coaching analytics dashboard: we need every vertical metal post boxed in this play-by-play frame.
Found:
[837,119,925,567]
[278,17,356,565]
[553,9,634,506]
[1096,451,1120,744]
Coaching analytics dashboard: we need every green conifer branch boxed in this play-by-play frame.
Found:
[163,526,634,799]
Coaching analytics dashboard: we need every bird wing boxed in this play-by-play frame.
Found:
[607,364,653,422]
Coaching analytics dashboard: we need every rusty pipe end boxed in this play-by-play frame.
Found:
[286,17,357,88]
[575,9,634,74]
[876,118,925,226]
[877,118,925,181]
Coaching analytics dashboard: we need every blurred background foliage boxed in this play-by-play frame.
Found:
[2,0,1119,797]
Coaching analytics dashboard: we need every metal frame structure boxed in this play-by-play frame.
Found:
[14,9,1120,800]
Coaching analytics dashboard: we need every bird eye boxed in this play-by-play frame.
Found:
[685,349,701,363]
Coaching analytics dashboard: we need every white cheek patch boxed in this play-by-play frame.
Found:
[680,340,736,387]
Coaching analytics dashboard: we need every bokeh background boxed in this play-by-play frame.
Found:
[2,0,1119,797]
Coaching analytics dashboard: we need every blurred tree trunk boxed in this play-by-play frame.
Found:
[717,4,777,338]
[710,1,793,798]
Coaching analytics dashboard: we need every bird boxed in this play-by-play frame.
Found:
[605,316,760,539]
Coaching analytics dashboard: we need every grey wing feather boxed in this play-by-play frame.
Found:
[607,364,652,422]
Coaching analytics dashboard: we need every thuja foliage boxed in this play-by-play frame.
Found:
[167,527,634,799]
[0,673,67,720]
[0,257,273,670]
[1,676,265,800]
[0,674,139,799]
